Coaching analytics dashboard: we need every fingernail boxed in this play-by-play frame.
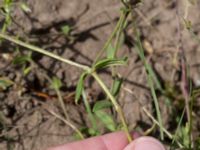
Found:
[124,136,165,150]
[131,131,141,139]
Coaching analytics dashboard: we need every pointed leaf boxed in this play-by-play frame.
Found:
[117,31,125,50]
[51,77,62,89]
[111,77,123,97]
[13,55,31,65]
[95,110,116,131]
[61,25,71,36]
[93,100,112,112]
[23,66,31,75]
[75,72,87,104]
[0,77,13,90]
[106,44,115,59]
[94,57,127,70]
[20,3,31,13]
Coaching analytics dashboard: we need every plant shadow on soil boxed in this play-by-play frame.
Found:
[0,0,200,149]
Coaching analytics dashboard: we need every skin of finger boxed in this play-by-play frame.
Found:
[124,136,165,150]
[47,131,138,150]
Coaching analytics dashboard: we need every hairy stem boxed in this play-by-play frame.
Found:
[92,72,132,142]
[0,33,90,71]
[0,33,132,141]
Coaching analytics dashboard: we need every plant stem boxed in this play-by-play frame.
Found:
[114,10,129,55]
[55,88,69,120]
[0,33,132,141]
[143,107,183,148]
[82,90,98,132]
[1,0,12,34]
[0,33,90,71]
[134,27,164,140]
[92,72,132,142]
[47,109,84,140]
[93,10,125,63]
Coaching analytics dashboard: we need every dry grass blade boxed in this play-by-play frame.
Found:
[46,108,84,140]
[143,107,183,148]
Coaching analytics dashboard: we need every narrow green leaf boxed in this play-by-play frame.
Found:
[20,3,31,13]
[88,128,98,136]
[73,127,87,140]
[13,55,31,65]
[51,77,62,89]
[82,90,98,131]
[75,72,87,104]
[135,31,162,91]
[177,124,190,148]
[106,44,115,59]
[134,29,164,140]
[94,57,127,70]
[61,25,71,36]
[0,77,13,90]
[95,110,116,131]
[4,0,12,5]
[99,77,123,109]
[111,77,123,97]
[93,100,112,112]
[3,0,12,13]
[118,31,125,49]
[23,66,31,75]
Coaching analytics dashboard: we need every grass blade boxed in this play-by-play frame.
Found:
[134,29,164,140]
[75,72,87,104]
[94,57,127,70]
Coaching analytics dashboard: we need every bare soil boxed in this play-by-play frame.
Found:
[0,0,200,149]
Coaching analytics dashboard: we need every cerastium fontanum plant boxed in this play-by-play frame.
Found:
[3,1,194,148]
[0,0,145,143]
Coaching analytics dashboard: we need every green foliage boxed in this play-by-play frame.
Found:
[23,66,31,75]
[93,76,122,106]
[82,90,99,135]
[92,100,112,112]
[195,137,200,149]
[1,0,13,34]
[3,0,12,12]
[111,76,123,97]
[177,123,191,148]
[92,100,116,132]
[134,29,164,140]
[106,44,115,59]
[94,110,116,131]
[73,127,100,140]
[0,77,13,90]
[116,31,125,50]
[12,54,32,75]
[51,77,62,90]
[20,3,31,13]
[61,25,71,36]
[12,55,31,65]
[0,0,145,143]
[135,31,162,91]
[93,57,127,70]
[75,72,88,104]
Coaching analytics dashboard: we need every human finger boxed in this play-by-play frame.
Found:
[47,131,139,150]
[124,136,165,150]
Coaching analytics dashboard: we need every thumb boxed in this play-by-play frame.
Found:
[124,136,165,150]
